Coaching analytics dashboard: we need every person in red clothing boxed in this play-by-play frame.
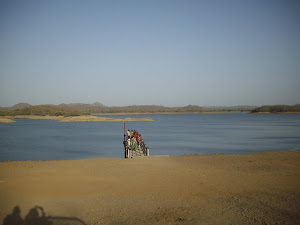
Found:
[137,134,142,147]
[134,131,138,139]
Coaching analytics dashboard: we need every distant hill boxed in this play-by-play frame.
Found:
[92,102,105,107]
[205,105,257,112]
[251,105,300,113]
[58,102,105,107]
[87,104,206,114]
[0,102,207,115]
[0,102,263,116]
[58,102,106,112]
[0,104,86,117]
[175,105,204,112]
[0,103,31,111]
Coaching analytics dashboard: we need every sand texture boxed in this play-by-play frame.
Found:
[0,115,154,123]
[0,151,299,225]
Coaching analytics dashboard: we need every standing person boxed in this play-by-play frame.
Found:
[134,131,138,140]
[130,130,134,139]
[127,137,131,148]
[132,137,137,151]
[127,129,131,138]
[137,134,142,147]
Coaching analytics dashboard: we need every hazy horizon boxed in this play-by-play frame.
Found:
[1,0,299,107]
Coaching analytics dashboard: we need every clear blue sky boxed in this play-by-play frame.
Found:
[1,0,299,107]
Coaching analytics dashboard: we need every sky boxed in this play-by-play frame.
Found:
[0,0,299,107]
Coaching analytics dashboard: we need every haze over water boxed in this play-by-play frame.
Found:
[1,113,300,161]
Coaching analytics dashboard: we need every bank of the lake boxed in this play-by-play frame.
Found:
[0,151,299,225]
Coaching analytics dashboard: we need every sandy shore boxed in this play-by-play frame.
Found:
[0,151,299,225]
[0,115,154,123]
[0,118,16,123]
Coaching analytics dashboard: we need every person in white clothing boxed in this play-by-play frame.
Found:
[127,138,131,147]
[127,129,131,138]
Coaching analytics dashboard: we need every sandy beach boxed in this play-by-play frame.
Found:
[0,115,154,123]
[0,151,299,225]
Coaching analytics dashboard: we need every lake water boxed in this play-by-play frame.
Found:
[0,113,300,161]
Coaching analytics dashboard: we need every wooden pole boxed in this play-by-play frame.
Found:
[124,122,127,158]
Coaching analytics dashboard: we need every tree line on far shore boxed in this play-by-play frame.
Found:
[0,103,299,116]
[250,105,300,113]
[0,105,89,117]
[0,104,206,116]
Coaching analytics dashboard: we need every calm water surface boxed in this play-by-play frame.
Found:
[0,113,300,161]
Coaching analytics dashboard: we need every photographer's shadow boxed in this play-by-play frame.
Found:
[3,205,88,225]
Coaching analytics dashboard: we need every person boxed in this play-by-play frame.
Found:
[127,137,131,147]
[134,131,138,140]
[132,137,137,151]
[127,129,131,138]
[138,134,142,141]
[130,130,134,138]
[136,134,141,147]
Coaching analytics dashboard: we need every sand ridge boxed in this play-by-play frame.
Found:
[0,115,154,123]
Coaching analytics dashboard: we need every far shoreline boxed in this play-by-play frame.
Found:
[1,111,300,123]
[94,111,300,116]
[249,112,300,114]
[0,115,154,123]
[93,111,248,115]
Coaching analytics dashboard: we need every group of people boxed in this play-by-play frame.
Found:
[126,129,144,151]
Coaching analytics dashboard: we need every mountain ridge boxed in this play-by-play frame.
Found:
[0,103,207,115]
[0,102,260,115]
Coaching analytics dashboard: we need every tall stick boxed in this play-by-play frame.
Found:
[123,122,126,158]
[124,122,126,141]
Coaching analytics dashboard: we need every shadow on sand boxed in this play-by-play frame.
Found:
[3,206,88,225]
